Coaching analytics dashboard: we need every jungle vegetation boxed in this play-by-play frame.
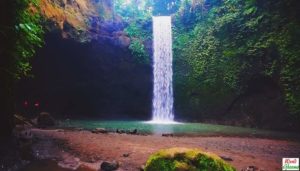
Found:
[173,0,300,121]
[1,0,300,136]
[116,0,300,124]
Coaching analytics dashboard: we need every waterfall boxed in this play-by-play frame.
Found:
[151,16,174,123]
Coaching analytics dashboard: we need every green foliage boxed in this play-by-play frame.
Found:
[114,0,182,17]
[115,0,300,119]
[152,0,181,16]
[173,0,300,119]
[145,148,236,171]
[0,0,44,136]
[124,18,152,65]
[14,0,44,79]
[118,0,206,65]
[117,0,199,65]
[129,39,149,64]
[114,0,153,65]
[125,20,152,39]
[114,0,152,21]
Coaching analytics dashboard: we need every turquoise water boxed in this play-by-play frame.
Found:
[59,120,299,139]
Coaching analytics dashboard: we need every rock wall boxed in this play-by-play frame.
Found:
[16,0,151,119]
[39,0,129,45]
[16,32,152,120]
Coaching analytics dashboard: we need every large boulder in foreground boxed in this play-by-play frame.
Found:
[144,148,235,171]
[37,112,55,128]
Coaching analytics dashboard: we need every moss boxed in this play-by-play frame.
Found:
[145,148,236,171]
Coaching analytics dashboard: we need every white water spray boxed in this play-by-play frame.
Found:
[151,16,175,123]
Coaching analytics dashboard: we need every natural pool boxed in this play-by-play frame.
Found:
[59,120,299,139]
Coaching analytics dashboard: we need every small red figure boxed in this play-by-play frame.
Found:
[34,101,40,107]
[24,101,28,107]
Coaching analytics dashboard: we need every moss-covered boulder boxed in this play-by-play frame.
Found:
[144,148,236,171]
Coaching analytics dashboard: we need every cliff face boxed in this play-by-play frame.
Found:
[39,0,130,47]
[16,0,151,120]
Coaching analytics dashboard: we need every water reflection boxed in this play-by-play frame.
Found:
[60,120,300,139]
[147,123,175,134]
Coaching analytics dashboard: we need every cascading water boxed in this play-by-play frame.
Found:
[151,16,174,123]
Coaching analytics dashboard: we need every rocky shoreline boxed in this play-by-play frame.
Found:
[2,127,297,171]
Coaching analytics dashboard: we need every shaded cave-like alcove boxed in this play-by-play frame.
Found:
[16,32,152,120]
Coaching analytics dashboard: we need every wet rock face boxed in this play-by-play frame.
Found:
[40,0,131,47]
[96,22,130,48]
[225,76,293,130]
[113,31,131,48]
[16,1,150,120]
[16,31,152,120]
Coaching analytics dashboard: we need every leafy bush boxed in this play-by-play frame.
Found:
[114,0,152,21]
[129,39,149,64]
[125,20,151,65]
